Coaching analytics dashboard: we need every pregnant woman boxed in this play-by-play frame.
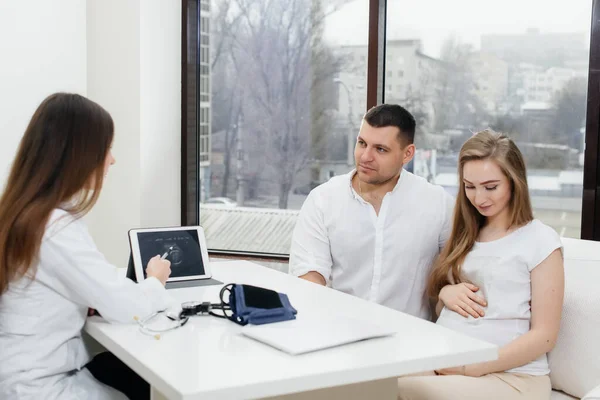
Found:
[397,130,563,400]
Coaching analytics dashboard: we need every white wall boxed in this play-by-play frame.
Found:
[0,0,181,267]
[86,0,181,265]
[140,0,182,228]
[86,0,143,266]
[0,0,87,186]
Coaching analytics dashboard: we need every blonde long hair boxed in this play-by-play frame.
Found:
[427,130,534,298]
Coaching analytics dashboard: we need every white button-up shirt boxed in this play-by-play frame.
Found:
[0,209,173,400]
[290,169,454,319]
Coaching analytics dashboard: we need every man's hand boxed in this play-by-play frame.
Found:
[439,282,487,318]
[299,271,326,286]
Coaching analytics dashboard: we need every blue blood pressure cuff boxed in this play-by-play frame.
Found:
[220,284,297,326]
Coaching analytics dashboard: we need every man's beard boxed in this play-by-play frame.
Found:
[357,170,398,186]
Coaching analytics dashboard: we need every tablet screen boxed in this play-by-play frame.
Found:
[136,229,206,279]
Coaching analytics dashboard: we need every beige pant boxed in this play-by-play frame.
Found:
[397,371,551,400]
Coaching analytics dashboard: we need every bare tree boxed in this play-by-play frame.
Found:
[433,36,488,133]
[489,113,526,139]
[550,76,587,149]
[210,0,245,198]
[211,0,346,208]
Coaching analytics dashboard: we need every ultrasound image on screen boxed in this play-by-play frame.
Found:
[137,230,205,279]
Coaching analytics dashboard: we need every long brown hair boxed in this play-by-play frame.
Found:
[427,130,533,298]
[0,93,114,294]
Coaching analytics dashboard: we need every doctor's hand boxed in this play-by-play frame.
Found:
[146,255,172,286]
[439,282,486,318]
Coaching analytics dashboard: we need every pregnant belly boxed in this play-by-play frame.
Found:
[436,307,528,347]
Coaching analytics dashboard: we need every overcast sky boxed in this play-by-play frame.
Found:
[324,0,593,57]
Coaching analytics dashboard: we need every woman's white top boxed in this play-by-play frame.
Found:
[0,209,173,399]
[436,219,563,375]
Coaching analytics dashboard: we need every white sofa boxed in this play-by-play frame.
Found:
[549,238,600,400]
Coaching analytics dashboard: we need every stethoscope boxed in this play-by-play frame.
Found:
[135,285,233,339]
[135,311,189,339]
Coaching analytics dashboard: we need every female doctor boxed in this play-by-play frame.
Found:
[0,93,172,400]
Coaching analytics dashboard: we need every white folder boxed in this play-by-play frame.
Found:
[241,314,396,355]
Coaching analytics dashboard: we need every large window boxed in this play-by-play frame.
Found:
[183,0,600,256]
[185,0,369,255]
[384,0,593,239]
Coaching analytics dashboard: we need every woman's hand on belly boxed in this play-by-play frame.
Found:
[439,282,487,318]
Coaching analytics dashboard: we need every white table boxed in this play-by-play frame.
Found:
[85,260,497,400]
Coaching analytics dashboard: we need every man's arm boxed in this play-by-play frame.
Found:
[289,190,332,286]
[299,271,326,285]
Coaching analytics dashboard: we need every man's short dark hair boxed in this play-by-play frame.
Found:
[363,104,416,145]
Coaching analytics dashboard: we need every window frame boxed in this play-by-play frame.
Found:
[182,0,600,259]
[582,0,600,239]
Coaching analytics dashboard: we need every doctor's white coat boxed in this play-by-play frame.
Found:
[0,209,172,399]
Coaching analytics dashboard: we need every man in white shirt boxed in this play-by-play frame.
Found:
[289,104,454,320]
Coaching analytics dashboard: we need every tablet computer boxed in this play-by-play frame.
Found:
[128,226,212,284]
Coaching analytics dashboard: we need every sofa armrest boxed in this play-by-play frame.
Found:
[583,384,600,400]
